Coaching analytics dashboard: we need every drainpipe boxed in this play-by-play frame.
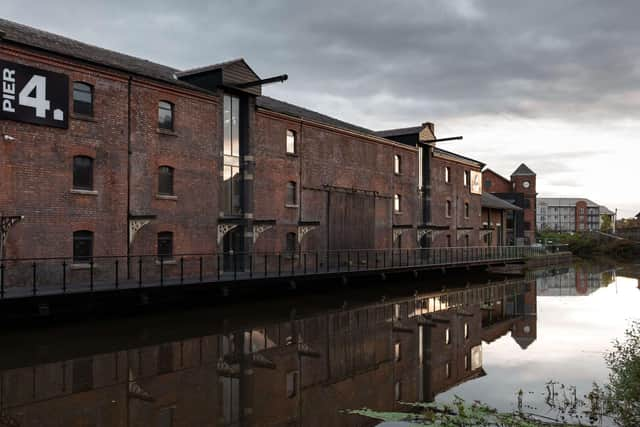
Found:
[126,77,132,277]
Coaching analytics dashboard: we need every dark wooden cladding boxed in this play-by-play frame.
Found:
[328,191,376,250]
[222,60,261,96]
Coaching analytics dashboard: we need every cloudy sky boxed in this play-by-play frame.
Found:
[4,1,638,216]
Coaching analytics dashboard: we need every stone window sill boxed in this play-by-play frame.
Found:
[156,194,178,201]
[155,258,177,265]
[71,113,97,122]
[393,211,403,215]
[70,189,98,196]
[286,152,299,158]
[285,204,299,209]
[70,263,94,270]
[157,128,178,137]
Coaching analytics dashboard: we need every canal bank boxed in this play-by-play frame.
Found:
[0,246,569,322]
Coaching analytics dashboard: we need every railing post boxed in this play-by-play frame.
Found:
[180,257,184,284]
[278,254,282,277]
[62,261,67,293]
[291,252,295,276]
[115,259,119,289]
[264,254,268,277]
[347,252,351,272]
[383,250,386,268]
[199,256,203,282]
[138,257,143,287]
[0,262,4,299]
[315,252,319,273]
[337,252,341,272]
[160,256,164,287]
[90,258,94,292]
[303,253,307,274]
[32,262,37,296]
[366,251,370,270]
[234,254,237,280]
[218,254,222,281]
[250,254,253,278]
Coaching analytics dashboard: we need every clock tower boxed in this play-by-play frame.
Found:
[510,164,537,244]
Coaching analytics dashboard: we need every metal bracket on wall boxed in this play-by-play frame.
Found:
[218,224,239,246]
[129,216,155,246]
[297,224,319,244]
[416,229,431,243]
[252,224,273,243]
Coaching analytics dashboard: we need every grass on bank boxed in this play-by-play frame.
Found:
[537,231,639,259]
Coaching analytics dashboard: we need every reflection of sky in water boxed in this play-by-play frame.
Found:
[437,275,640,416]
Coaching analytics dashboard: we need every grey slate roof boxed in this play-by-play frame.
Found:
[433,147,485,168]
[375,126,422,138]
[511,163,536,176]
[599,206,615,215]
[482,193,522,211]
[0,18,206,92]
[537,197,600,207]
[256,96,377,137]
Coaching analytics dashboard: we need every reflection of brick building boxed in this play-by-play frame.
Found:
[483,164,537,245]
[0,280,537,425]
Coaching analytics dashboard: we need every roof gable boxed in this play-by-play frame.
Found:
[177,58,262,95]
[511,163,536,176]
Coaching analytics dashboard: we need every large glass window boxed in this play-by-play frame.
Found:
[73,82,93,116]
[223,94,241,215]
[158,101,174,130]
[286,182,297,206]
[157,232,173,258]
[158,166,174,195]
[286,130,296,154]
[73,156,94,190]
[73,230,93,263]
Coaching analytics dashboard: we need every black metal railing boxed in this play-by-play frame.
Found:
[0,245,549,300]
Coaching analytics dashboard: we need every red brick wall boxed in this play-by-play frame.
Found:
[482,169,512,193]
[253,110,419,253]
[430,152,482,247]
[0,46,129,260]
[511,174,537,241]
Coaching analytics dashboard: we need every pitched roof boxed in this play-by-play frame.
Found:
[176,58,258,79]
[511,163,536,176]
[537,197,600,207]
[635,212,640,219]
[482,168,511,185]
[433,147,485,168]
[375,126,422,138]
[256,96,377,137]
[482,193,522,211]
[0,18,210,93]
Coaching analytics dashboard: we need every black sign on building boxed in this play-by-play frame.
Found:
[1,60,69,129]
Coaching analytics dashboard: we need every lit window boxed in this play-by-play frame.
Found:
[73,156,94,190]
[157,232,173,258]
[73,230,93,263]
[393,154,401,174]
[158,101,174,130]
[394,194,401,212]
[464,322,469,339]
[445,167,451,183]
[394,342,401,362]
[286,182,297,205]
[158,166,174,195]
[445,327,450,344]
[286,130,296,154]
[73,82,93,116]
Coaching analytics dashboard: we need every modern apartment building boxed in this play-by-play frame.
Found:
[536,198,613,232]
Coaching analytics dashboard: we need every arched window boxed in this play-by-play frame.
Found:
[73,230,93,263]
[393,155,401,174]
[158,101,174,130]
[158,166,174,195]
[157,231,173,258]
[73,82,93,116]
[394,194,401,212]
[286,182,297,206]
[73,156,94,190]
[286,232,297,253]
[286,130,296,154]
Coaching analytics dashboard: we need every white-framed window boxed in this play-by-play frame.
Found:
[286,129,296,154]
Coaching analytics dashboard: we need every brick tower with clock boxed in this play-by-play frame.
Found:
[510,164,537,244]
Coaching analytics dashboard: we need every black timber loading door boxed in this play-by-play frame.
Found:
[328,190,376,251]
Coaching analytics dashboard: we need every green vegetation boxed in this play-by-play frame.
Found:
[537,231,639,260]
[347,320,640,426]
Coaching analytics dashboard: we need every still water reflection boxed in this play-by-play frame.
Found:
[0,262,637,426]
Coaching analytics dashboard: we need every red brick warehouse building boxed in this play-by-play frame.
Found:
[0,19,513,267]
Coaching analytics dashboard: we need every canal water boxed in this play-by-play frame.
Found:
[0,260,637,426]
